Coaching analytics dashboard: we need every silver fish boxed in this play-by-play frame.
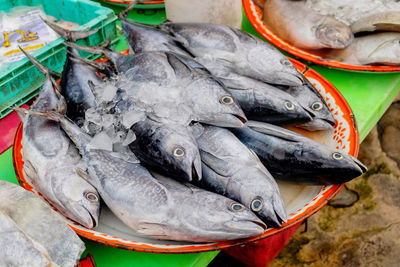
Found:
[209,68,313,126]
[160,22,305,86]
[233,121,367,185]
[279,79,336,130]
[263,0,353,50]
[326,32,400,66]
[130,119,202,182]
[195,125,287,227]
[0,180,85,267]
[18,49,100,229]
[29,111,266,242]
[60,47,102,127]
[0,209,56,267]
[118,2,190,56]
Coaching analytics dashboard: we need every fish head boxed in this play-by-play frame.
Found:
[247,46,304,87]
[287,83,336,131]
[299,145,367,184]
[315,17,353,49]
[250,89,313,125]
[187,77,247,128]
[178,190,266,241]
[132,122,202,182]
[53,171,100,229]
[230,167,287,228]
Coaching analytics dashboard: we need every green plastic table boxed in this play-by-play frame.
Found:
[1,3,400,266]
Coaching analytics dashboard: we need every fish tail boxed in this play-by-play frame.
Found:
[12,106,64,123]
[19,46,61,78]
[65,42,112,58]
[42,17,98,42]
[118,0,141,20]
[68,52,116,76]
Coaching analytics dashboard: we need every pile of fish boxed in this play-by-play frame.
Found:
[0,180,85,267]
[263,0,400,65]
[14,2,366,243]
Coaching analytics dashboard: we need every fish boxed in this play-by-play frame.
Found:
[118,1,191,56]
[325,32,400,66]
[305,0,400,34]
[232,121,367,185]
[210,69,314,126]
[130,119,202,182]
[159,22,305,86]
[17,49,100,229]
[76,50,247,128]
[23,110,266,242]
[263,0,353,50]
[60,47,102,127]
[0,209,56,267]
[278,79,336,131]
[0,180,85,267]
[195,125,287,227]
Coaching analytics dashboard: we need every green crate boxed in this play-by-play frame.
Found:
[0,0,118,118]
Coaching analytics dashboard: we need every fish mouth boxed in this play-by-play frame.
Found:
[275,72,304,87]
[82,207,98,229]
[201,113,247,128]
[192,156,202,181]
[352,157,367,173]
[298,118,336,131]
[225,219,266,234]
[316,24,353,49]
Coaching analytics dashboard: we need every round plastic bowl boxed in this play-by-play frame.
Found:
[13,58,360,253]
[243,0,400,72]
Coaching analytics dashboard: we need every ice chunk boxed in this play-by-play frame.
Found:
[122,130,136,146]
[85,108,102,126]
[89,131,113,151]
[122,110,146,129]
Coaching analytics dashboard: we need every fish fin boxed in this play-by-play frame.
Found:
[373,23,400,32]
[199,150,232,177]
[137,222,167,237]
[367,39,399,59]
[118,0,141,20]
[42,17,98,42]
[12,108,63,122]
[19,46,61,78]
[246,121,302,142]
[14,105,27,123]
[69,52,116,75]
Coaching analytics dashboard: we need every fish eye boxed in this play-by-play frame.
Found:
[230,203,245,212]
[251,199,263,212]
[173,147,185,157]
[285,101,295,110]
[311,102,323,111]
[332,152,344,160]
[280,59,291,66]
[220,96,234,105]
[85,192,99,202]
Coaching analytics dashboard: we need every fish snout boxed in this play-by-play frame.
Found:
[225,219,266,235]
[316,24,353,49]
[275,71,304,87]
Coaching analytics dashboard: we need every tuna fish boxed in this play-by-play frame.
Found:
[22,110,266,242]
[17,49,100,229]
[233,121,367,185]
[195,125,287,227]
[0,180,85,267]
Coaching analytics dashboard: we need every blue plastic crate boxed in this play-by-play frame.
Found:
[0,0,118,118]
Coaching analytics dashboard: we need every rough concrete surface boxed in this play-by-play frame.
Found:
[270,101,400,267]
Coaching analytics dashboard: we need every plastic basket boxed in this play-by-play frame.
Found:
[0,0,118,119]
